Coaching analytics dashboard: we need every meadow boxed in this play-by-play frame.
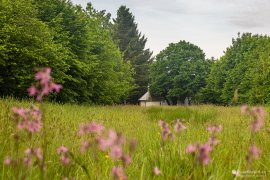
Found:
[1,98,270,179]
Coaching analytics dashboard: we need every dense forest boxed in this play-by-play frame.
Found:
[1,0,270,105]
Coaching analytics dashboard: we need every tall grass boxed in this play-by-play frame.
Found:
[1,98,270,179]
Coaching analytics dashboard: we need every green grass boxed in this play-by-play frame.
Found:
[1,98,270,179]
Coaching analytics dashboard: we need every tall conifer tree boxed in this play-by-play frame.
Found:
[113,6,153,104]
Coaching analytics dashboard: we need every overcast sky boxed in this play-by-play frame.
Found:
[72,0,270,58]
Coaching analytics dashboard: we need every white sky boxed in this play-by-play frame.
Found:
[72,0,270,59]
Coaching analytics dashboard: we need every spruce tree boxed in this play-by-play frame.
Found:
[113,6,152,104]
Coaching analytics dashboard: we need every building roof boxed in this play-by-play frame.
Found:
[139,91,151,101]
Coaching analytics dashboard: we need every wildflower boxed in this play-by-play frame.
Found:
[57,145,69,155]
[174,119,187,133]
[4,157,12,166]
[57,145,70,165]
[78,122,104,136]
[80,141,91,154]
[122,154,132,166]
[34,148,43,161]
[153,167,161,176]
[207,124,223,133]
[240,105,249,114]
[97,129,117,151]
[159,120,174,141]
[29,67,62,101]
[110,145,122,159]
[207,137,220,147]
[23,156,32,167]
[186,142,214,166]
[186,144,196,154]
[247,145,261,160]
[12,106,42,133]
[60,155,70,166]
[198,143,212,165]
[112,166,126,180]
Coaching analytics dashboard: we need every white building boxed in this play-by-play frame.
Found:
[138,91,167,107]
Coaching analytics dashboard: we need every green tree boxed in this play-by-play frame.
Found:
[0,0,68,98]
[113,6,152,104]
[149,41,210,105]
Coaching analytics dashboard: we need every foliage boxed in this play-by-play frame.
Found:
[0,0,134,104]
[113,6,153,103]
[202,33,270,105]
[149,41,211,104]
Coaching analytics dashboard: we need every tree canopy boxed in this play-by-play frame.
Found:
[149,41,211,105]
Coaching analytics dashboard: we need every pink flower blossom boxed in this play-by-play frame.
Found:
[207,124,223,133]
[112,166,126,180]
[207,137,221,147]
[122,154,132,166]
[80,141,91,154]
[27,86,37,96]
[198,143,212,165]
[110,145,122,159]
[34,148,43,161]
[78,122,104,135]
[159,120,174,141]
[186,144,196,154]
[51,83,62,93]
[12,107,26,117]
[13,106,42,133]
[57,145,69,155]
[153,167,161,176]
[60,155,70,166]
[248,145,261,160]
[4,157,12,166]
[29,67,62,101]
[174,119,187,133]
[23,157,32,167]
[240,105,249,114]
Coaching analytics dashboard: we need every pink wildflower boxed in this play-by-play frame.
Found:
[12,107,26,117]
[240,105,249,114]
[27,86,37,96]
[34,148,43,161]
[198,143,212,165]
[78,122,104,135]
[186,144,196,154]
[51,83,62,93]
[60,155,70,166]
[110,145,123,159]
[29,67,62,101]
[23,156,32,167]
[207,137,220,147]
[174,119,187,133]
[4,157,12,166]
[57,145,69,155]
[207,124,223,133]
[248,145,261,160]
[111,166,126,180]
[153,167,161,176]
[159,120,174,141]
[80,141,91,154]
[13,106,42,133]
[122,154,132,166]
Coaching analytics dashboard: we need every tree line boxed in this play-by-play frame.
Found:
[150,33,270,105]
[0,0,151,104]
[1,0,270,105]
